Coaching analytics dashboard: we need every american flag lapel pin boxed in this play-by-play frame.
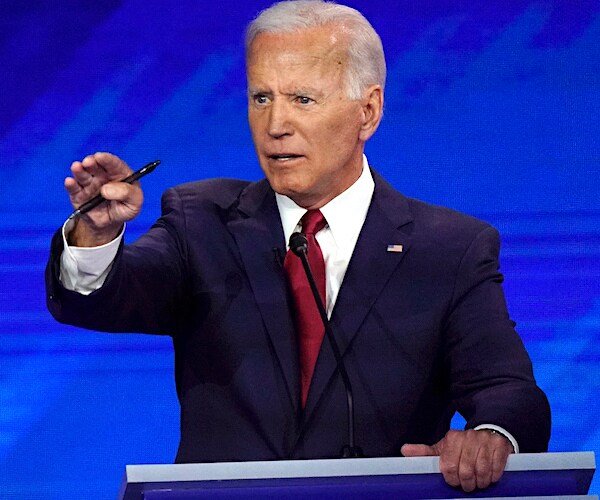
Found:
[387,244,403,253]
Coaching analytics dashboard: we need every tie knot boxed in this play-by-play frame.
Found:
[301,210,327,235]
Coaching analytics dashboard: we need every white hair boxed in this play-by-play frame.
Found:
[245,0,386,100]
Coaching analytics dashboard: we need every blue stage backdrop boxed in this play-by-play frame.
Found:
[1,1,599,498]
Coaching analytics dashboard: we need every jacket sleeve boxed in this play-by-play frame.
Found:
[46,187,192,336]
[443,225,551,453]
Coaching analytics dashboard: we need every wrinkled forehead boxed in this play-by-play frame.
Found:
[246,24,351,69]
[246,33,349,95]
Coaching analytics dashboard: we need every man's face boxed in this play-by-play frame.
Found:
[247,26,374,209]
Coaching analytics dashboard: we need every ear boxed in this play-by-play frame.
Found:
[358,85,384,141]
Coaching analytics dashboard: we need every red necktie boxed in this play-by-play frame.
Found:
[284,210,327,407]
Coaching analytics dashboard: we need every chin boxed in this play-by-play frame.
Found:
[272,184,302,199]
[266,174,305,198]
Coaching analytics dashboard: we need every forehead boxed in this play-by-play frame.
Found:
[247,25,348,81]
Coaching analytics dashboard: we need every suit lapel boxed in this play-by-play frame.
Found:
[303,172,414,418]
[226,173,416,443]
[227,180,300,415]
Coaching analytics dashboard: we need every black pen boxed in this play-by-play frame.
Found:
[67,160,160,221]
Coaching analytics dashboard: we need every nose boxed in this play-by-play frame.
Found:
[267,99,293,138]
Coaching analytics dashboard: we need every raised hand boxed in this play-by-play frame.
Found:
[401,429,513,492]
[64,152,144,246]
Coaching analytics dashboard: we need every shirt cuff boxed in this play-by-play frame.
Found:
[474,424,519,453]
[59,218,124,294]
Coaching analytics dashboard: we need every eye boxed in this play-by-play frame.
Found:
[295,95,314,105]
[252,94,270,105]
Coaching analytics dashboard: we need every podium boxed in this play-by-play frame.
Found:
[119,451,596,499]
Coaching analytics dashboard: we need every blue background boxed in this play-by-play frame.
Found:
[1,1,599,498]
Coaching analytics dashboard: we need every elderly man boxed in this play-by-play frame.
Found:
[46,0,550,493]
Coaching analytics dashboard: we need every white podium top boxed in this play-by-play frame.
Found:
[119,451,596,500]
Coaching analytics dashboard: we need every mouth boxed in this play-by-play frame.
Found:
[268,154,304,162]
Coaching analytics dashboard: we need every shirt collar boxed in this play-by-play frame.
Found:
[276,155,375,249]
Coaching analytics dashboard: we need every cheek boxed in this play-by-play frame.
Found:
[248,110,268,136]
[324,107,361,137]
[312,117,348,146]
[317,119,359,156]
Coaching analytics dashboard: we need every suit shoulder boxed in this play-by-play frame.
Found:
[403,196,498,249]
[397,196,502,277]
[170,178,252,202]
[159,177,271,213]
[371,170,493,239]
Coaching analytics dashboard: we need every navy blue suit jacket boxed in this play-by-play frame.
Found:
[46,170,550,462]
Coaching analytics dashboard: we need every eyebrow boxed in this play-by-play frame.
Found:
[247,87,325,99]
[291,88,322,97]
[247,87,266,95]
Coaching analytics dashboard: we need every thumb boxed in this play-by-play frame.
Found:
[401,443,438,457]
[99,182,144,223]
[101,182,137,201]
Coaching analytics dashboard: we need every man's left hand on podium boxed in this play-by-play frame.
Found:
[401,428,513,492]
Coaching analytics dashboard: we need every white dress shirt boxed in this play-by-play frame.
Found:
[60,217,124,295]
[276,155,374,318]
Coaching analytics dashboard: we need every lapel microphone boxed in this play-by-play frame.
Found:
[289,232,363,458]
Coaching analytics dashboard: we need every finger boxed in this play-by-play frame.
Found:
[64,176,83,196]
[438,431,462,488]
[490,439,511,483]
[69,153,133,205]
[474,440,493,490]
[65,170,100,208]
[400,444,437,457]
[75,153,128,187]
[456,432,478,492]
[70,160,96,189]
[80,154,111,182]
[93,152,132,179]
